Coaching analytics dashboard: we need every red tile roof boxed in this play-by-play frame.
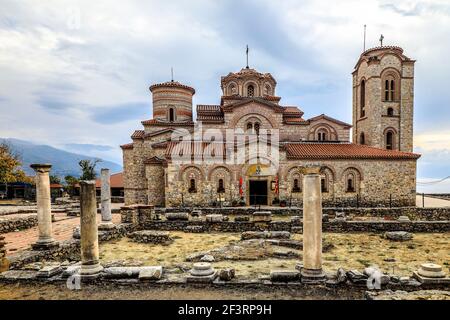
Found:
[197,105,224,123]
[283,117,308,124]
[149,81,195,94]
[131,130,145,139]
[95,172,123,188]
[285,143,421,160]
[307,114,352,128]
[50,183,63,188]
[141,119,195,126]
[120,143,134,150]
[165,141,227,160]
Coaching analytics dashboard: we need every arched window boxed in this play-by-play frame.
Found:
[360,80,366,117]
[360,132,365,145]
[188,179,197,193]
[387,107,394,116]
[264,84,271,96]
[217,179,225,193]
[384,77,396,101]
[169,107,175,122]
[229,83,237,95]
[386,131,394,150]
[254,123,260,136]
[317,129,328,141]
[321,178,328,193]
[292,178,300,193]
[246,122,253,132]
[247,85,255,97]
[346,174,355,192]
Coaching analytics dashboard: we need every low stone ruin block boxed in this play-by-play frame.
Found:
[398,216,411,222]
[234,216,250,222]
[129,231,173,245]
[138,266,163,281]
[252,211,272,222]
[37,265,62,278]
[384,231,413,241]
[186,262,217,283]
[205,214,224,223]
[165,212,189,221]
[185,225,204,233]
[120,206,139,224]
[241,231,291,240]
[219,268,235,281]
[270,270,300,282]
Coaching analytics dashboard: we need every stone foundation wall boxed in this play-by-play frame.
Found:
[6,223,134,270]
[141,220,450,233]
[0,216,38,233]
[161,207,450,221]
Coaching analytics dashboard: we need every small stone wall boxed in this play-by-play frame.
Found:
[0,216,38,233]
[128,231,173,244]
[141,220,450,233]
[6,223,134,270]
[163,207,450,221]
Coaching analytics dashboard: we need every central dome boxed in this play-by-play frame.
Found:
[220,67,277,98]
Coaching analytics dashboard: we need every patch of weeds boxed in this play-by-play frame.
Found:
[356,259,371,267]
[325,256,340,261]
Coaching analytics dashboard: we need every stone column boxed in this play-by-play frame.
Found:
[80,181,103,276]
[98,168,114,230]
[301,166,325,282]
[30,164,58,250]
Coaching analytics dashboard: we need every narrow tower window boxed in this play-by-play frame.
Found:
[169,108,175,122]
[317,129,328,141]
[390,80,395,101]
[254,122,260,136]
[384,77,396,101]
[189,179,197,193]
[386,131,394,150]
[360,132,365,145]
[321,178,328,193]
[387,107,394,116]
[247,85,255,97]
[217,179,225,193]
[360,80,366,117]
[346,174,355,192]
[292,179,300,193]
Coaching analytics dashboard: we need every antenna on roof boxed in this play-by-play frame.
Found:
[171,67,174,82]
[246,45,249,69]
[379,34,384,47]
[363,25,367,51]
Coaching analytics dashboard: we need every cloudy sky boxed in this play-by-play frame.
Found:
[0,0,449,192]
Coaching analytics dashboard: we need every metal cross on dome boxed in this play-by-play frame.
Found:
[379,34,384,46]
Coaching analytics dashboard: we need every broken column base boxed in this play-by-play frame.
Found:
[301,268,326,283]
[31,239,59,251]
[98,222,116,230]
[79,263,104,277]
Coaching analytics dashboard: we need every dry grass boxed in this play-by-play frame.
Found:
[99,231,450,278]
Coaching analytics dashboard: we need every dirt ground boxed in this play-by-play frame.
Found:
[0,282,363,300]
[99,231,450,277]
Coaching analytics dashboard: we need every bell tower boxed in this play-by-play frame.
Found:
[352,46,415,152]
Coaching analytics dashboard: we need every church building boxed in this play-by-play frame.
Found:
[121,45,420,207]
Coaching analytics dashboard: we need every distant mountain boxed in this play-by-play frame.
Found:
[1,138,122,179]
